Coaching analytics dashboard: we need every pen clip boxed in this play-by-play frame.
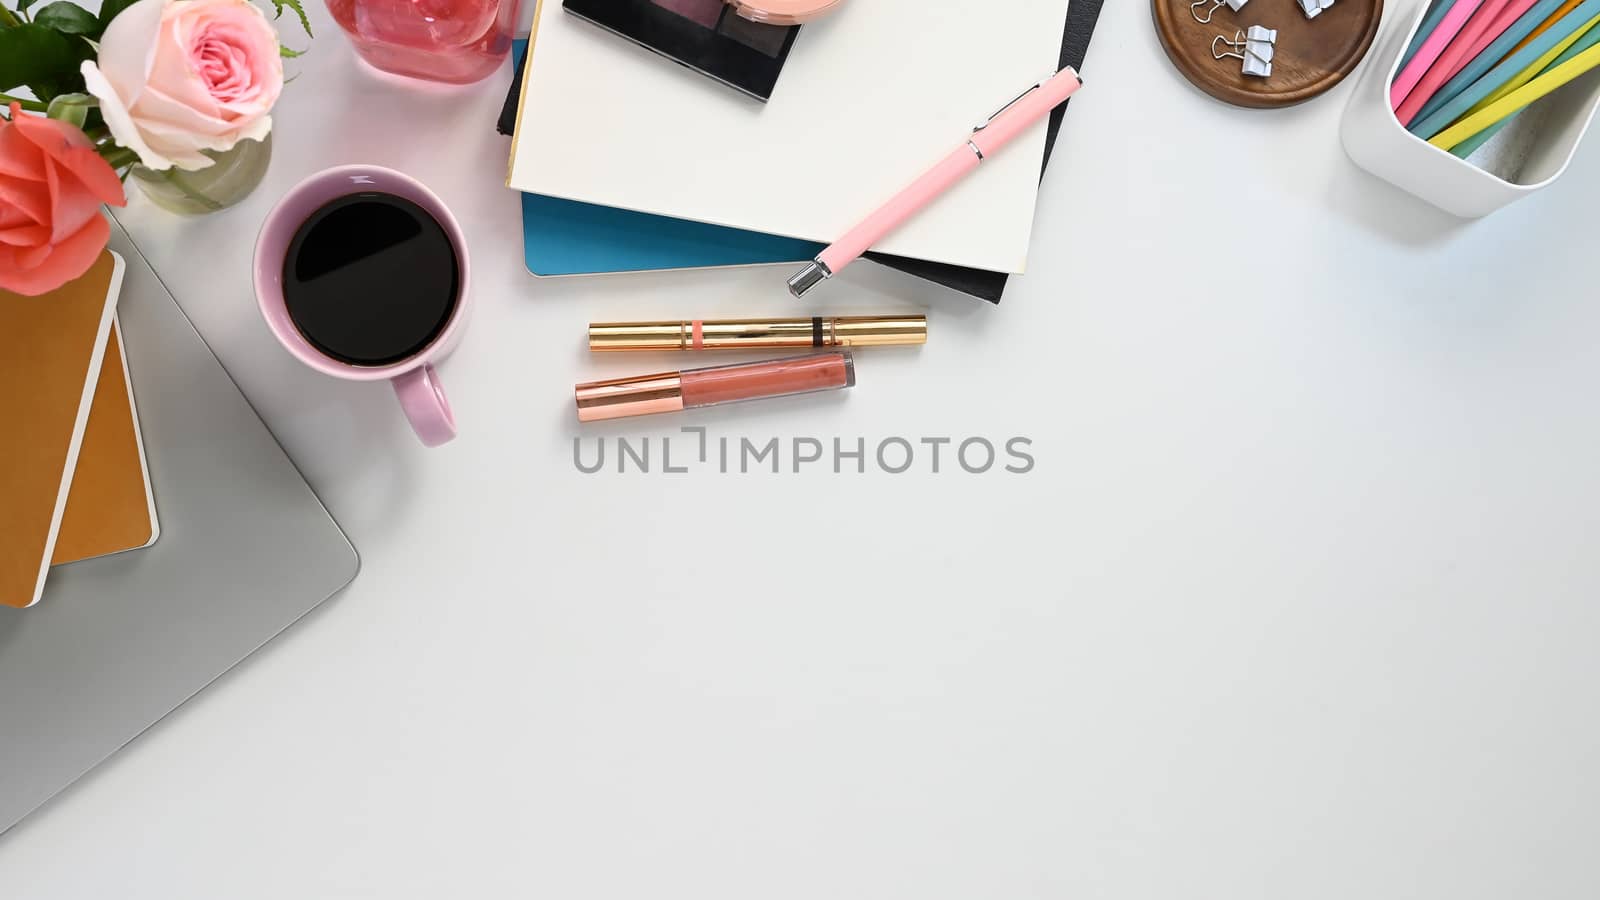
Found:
[974,81,1045,132]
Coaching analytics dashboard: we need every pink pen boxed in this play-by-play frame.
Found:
[1390,0,1485,109]
[1396,0,1514,124]
[1453,0,1542,78]
[787,66,1083,298]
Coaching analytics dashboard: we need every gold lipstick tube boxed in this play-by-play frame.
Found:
[588,315,927,352]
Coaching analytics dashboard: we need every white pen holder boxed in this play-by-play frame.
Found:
[1341,0,1600,218]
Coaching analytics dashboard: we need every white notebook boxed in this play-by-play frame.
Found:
[509,0,1071,275]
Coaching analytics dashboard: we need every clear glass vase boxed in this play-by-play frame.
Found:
[130,135,273,216]
[325,0,520,84]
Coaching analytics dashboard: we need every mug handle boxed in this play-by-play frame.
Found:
[392,364,457,447]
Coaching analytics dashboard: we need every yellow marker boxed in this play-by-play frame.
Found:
[1431,41,1600,149]
[1511,0,1587,54]
[1473,12,1600,112]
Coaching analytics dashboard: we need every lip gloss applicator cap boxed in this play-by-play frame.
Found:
[574,374,685,422]
[588,316,927,351]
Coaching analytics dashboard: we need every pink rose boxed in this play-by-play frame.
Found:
[0,105,127,297]
[82,0,284,172]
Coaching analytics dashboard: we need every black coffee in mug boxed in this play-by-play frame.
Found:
[282,192,460,367]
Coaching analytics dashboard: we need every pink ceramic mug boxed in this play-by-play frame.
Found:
[254,166,469,447]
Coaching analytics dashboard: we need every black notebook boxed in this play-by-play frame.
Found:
[500,0,1105,303]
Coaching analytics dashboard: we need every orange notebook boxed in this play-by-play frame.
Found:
[0,251,124,608]
[53,319,160,566]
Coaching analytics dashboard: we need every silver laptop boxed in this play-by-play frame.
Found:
[0,219,359,834]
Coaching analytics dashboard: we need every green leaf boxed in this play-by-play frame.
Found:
[271,0,313,38]
[96,0,139,32]
[17,0,40,13]
[279,43,304,58]
[33,2,99,35]
[45,90,91,127]
[0,23,90,94]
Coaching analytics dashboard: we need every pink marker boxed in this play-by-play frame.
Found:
[1396,0,1516,123]
[787,66,1083,298]
[1452,0,1543,78]
[1391,0,1486,110]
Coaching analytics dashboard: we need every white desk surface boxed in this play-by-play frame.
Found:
[4,2,1599,897]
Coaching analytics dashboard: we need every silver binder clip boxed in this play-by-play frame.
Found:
[1191,0,1248,24]
[1297,0,1335,17]
[1213,25,1276,78]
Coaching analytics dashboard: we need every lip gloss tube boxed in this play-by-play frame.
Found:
[575,352,856,422]
[588,315,927,352]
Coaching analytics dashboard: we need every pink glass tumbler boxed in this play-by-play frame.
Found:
[326,0,520,84]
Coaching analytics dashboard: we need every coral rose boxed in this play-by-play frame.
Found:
[0,105,127,297]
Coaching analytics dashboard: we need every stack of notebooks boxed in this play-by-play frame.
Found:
[1,250,160,610]
[500,0,1106,303]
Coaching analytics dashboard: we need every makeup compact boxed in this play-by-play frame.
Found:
[563,0,804,101]
[724,0,845,25]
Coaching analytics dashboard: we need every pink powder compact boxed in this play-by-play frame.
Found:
[565,0,846,101]
[566,0,807,101]
[724,0,846,25]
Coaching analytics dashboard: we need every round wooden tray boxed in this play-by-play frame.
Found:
[1152,0,1383,108]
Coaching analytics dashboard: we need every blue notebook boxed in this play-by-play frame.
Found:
[521,193,822,276]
